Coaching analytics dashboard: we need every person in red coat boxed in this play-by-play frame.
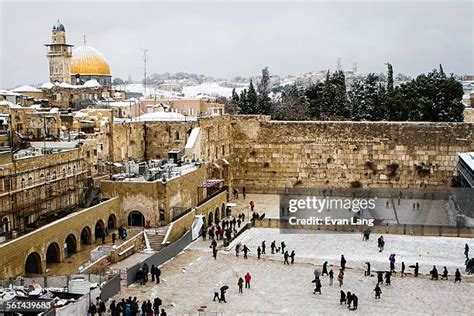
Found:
[244,272,252,288]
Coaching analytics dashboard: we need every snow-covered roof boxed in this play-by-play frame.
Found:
[0,100,22,108]
[0,89,22,96]
[11,85,42,93]
[138,111,193,122]
[459,152,474,172]
[74,111,89,118]
[82,79,101,88]
[40,82,55,89]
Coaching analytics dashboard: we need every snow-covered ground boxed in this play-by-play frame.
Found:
[116,229,473,315]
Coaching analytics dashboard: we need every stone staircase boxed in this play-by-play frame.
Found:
[145,226,169,251]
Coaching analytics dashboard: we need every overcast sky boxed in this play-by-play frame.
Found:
[0,0,472,88]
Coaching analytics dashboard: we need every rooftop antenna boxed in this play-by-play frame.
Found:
[142,48,148,99]
[83,34,87,45]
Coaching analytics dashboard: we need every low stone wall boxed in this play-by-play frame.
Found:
[254,219,474,238]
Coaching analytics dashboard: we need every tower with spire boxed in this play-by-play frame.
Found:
[45,20,73,83]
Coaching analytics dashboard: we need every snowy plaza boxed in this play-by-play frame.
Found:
[117,226,473,315]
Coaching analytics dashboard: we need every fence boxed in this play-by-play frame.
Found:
[100,273,121,301]
[126,230,193,286]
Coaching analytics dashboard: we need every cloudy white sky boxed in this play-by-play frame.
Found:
[0,0,472,88]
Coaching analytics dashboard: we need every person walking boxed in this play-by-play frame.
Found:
[244,272,252,288]
[257,246,261,259]
[455,268,462,283]
[284,251,290,265]
[384,271,391,286]
[281,241,286,254]
[213,283,220,301]
[365,262,371,276]
[313,278,322,295]
[290,250,295,264]
[377,271,383,285]
[352,294,358,310]
[243,245,249,259]
[401,262,406,277]
[242,187,246,199]
[414,262,419,277]
[329,269,334,286]
[271,240,276,254]
[340,290,346,305]
[441,267,448,280]
[213,247,218,260]
[337,269,344,287]
[340,255,346,271]
[155,267,161,284]
[261,241,266,254]
[464,243,469,259]
[430,266,439,280]
[238,277,244,293]
[374,284,382,299]
[322,261,328,276]
[111,232,116,245]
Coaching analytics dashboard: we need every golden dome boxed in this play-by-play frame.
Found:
[70,45,111,76]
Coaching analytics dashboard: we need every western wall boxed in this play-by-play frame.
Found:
[229,116,474,192]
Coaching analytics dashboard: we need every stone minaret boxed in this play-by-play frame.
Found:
[45,21,73,83]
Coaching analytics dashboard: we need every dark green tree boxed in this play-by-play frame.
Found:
[257,67,272,115]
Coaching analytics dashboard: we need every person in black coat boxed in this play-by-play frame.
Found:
[365,262,371,276]
[322,261,328,275]
[346,292,353,309]
[261,241,266,254]
[441,267,448,280]
[243,245,250,259]
[313,278,322,295]
[155,267,161,284]
[271,240,276,254]
[377,271,383,285]
[340,255,346,271]
[340,290,346,305]
[284,251,290,265]
[430,266,439,280]
[290,250,295,264]
[352,294,358,310]
[374,284,382,299]
[257,246,261,259]
[414,262,419,277]
[88,303,97,315]
[455,268,462,283]
[385,271,391,285]
[401,262,406,277]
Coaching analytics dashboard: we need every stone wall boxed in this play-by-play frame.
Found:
[464,108,474,123]
[110,122,145,162]
[100,165,208,226]
[230,116,474,192]
[144,121,196,160]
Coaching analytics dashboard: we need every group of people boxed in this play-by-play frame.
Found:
[135,264,161,285]
[212,272,253,304]
[105,296,166,316]
[232,187,246,199]
[339,290,359,310]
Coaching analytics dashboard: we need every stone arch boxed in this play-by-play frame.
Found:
[208,211,213,226]
[128,210,145,227]
[80,226,92,244]
[214,207,220,224]
[107,214,117,229]
[221,203,226,219]
[25,252,43,275]
[95,219,105,240]
[46,242,61,264]
[65,234,77,257]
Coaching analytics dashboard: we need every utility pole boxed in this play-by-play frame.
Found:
[143,48,148,99]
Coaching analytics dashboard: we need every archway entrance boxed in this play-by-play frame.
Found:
[65,234,77,258]
[107,214,117,229]
[80,227,92,244]
[208,212,213,227]
[46,242,60,264]
[25,252,42,274]
[128,211,145,227]
[214,207,220,224]
[95,220,105,241]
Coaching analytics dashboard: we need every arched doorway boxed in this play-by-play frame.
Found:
[65,234,77,257]
[208,212,213,227]
[221,203,226,219]
[95,220,105,241]
[107,214,117,229]
[80,227,92,244]
[128,211,145,227]
[46,242,60,264]
[25,252,42,274]
[214,207,220,224]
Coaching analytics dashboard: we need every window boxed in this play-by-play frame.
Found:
[21,178,26,189]
[3,179,11,191]
[28,177,33,187]
[222,145,225,156]
[175,131,180,140]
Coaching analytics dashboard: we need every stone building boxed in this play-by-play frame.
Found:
[0,148,88,238]
[45,21,73,84]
